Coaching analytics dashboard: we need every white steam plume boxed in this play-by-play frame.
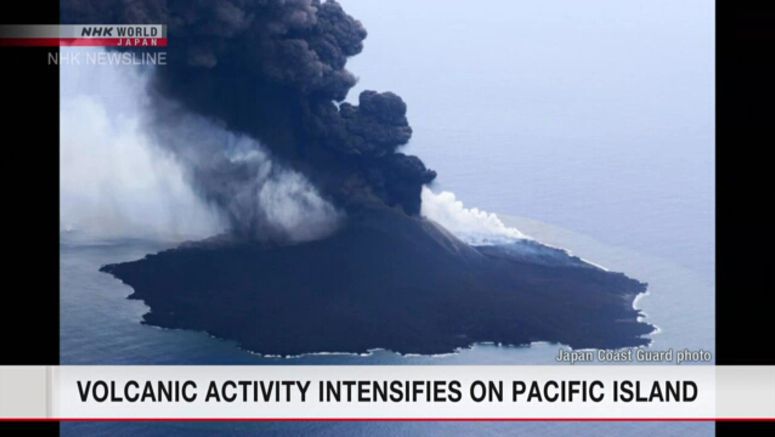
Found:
[421,187,528,245]
[60,48,341,242]
[149,99,343,243]
[60,66,224,241]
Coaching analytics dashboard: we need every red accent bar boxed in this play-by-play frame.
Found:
[0,38,167,47]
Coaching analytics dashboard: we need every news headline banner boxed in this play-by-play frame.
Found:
[0,366,773,420]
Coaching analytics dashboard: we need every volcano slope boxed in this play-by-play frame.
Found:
[101,205,653,356]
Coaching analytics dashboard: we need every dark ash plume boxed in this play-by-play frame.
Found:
[63,0,437,239]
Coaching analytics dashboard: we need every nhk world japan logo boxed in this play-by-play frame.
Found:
[0,24,167,47]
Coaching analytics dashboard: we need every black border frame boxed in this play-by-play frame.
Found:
[716,0,774,435]
[1,1,60,435]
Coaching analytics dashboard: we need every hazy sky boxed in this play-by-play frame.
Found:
[342,0,714,275]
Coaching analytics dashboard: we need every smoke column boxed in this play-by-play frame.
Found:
[63,0,437,241]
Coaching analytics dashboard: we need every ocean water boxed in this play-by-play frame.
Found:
[60,213,713,435]
[60,216,714,366]
[60,1,714,434]
[61,420,710,437]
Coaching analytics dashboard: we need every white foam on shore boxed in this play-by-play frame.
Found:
[243,342,556,360]
[633,290,662,337]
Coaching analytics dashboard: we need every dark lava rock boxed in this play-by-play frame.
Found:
[101,206,653,356]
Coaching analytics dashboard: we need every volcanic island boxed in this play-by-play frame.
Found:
[101,204,653,356]
[66,0,656,356]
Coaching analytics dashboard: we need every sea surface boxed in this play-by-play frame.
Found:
[61,1,714,434]
[60,212,713,435]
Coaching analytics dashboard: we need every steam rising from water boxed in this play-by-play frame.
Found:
[60,63,222,241]
[60,49,341,242]
[149,99,343,242]
[421,187,527,245]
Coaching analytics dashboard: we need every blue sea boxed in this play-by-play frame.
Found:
[61,1,713,434]
[60,212,714,435]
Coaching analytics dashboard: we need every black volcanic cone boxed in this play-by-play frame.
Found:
[101,206,653,356]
